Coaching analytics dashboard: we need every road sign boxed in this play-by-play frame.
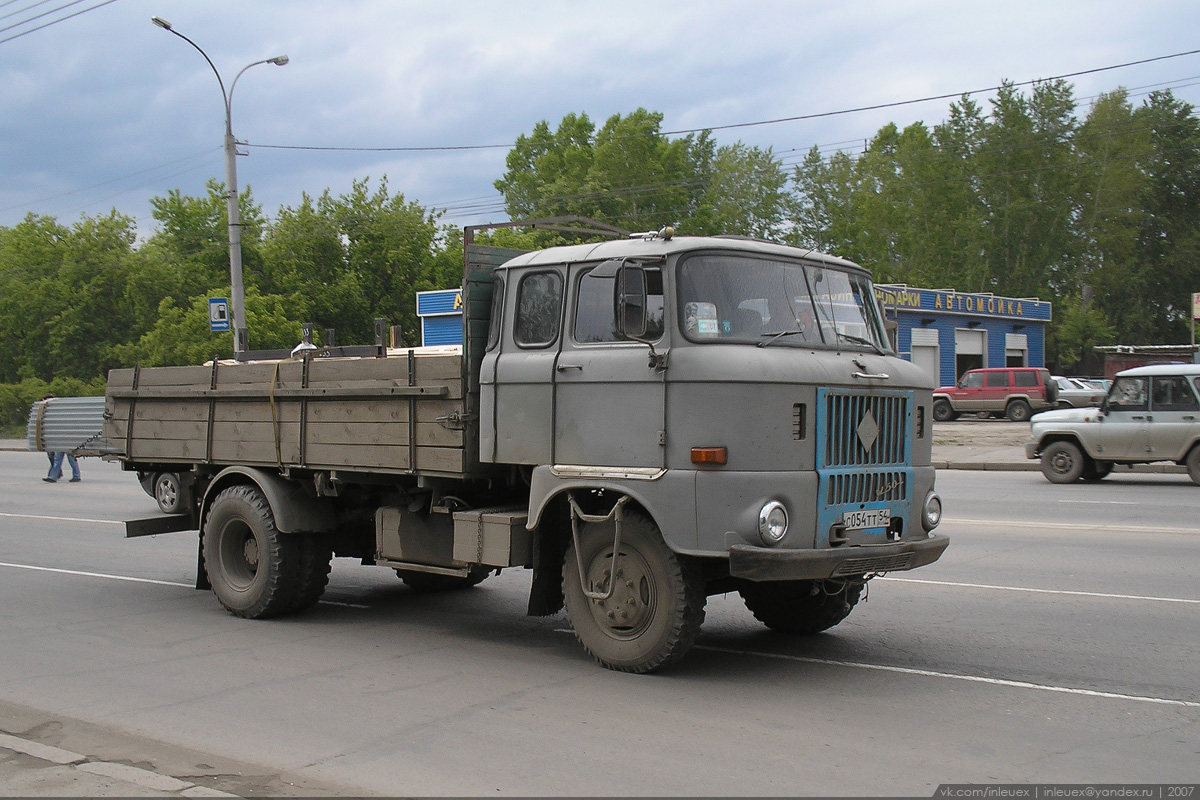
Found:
[209,298,230,332]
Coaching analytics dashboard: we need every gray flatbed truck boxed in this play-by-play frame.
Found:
[104,231,948,672]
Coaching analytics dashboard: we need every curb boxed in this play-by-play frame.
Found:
[0,731,239,798]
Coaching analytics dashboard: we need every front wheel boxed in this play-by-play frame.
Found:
[562,510,705,673]
[1041,441,1085,483]
[932,399,958,422]
[203,485,301,619]
[1006,399,1032,422]
[740,579,863,633]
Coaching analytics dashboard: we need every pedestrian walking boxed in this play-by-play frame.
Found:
[45,451,81,483]
[40,394,81,483]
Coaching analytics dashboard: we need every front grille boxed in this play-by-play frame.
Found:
[833,553,914,576]
[826,470,908,505]
[822,391,908,467]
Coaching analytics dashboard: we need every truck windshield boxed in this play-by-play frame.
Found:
[676,253,889,352]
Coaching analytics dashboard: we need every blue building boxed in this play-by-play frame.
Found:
[874,284,1052,387]
[416,288,465,346]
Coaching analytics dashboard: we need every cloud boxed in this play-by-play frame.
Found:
[1,0,1198,231]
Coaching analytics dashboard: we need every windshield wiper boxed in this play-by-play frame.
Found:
[834,332,885,356]
[757,330,811,348]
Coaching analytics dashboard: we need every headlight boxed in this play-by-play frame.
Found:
[758,501,788,545]
[922,491,942,531]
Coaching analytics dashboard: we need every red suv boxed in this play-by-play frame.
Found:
[933,367,1058,422]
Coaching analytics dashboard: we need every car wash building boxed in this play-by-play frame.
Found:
[874,284,1052,387]
[415,288,465,346]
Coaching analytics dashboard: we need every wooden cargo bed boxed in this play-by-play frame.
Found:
[104,349,471,476]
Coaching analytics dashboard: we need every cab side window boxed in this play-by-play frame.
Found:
[574,266,664,343]
[514,271,563,347]
[1107,377,1148,411]
[1150,376,1200,412]
[486,275,505,351]
[961,372,983,389]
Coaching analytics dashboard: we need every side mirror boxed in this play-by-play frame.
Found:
[618,267,648,338]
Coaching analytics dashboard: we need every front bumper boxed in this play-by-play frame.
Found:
[1024,442,1039,459]
[728,534,949,582]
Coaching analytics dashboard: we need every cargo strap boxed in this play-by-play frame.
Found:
[567,494,630,601]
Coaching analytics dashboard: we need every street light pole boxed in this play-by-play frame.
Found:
[151,16,288,361]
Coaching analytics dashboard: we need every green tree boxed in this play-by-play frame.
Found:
[687,142,788,239]
[974,80,1079,298]
[495,109,716,234]
[1129,90,1200,343]
[113,287,303,367]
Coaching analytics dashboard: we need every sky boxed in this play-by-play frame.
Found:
[2,0,1199,237]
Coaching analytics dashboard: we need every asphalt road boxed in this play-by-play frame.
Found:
[0,451,1197,796]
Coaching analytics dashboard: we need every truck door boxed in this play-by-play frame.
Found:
[481,267,566,465]
[552,262,667,469]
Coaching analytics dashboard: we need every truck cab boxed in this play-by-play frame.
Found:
[479,234,946,669]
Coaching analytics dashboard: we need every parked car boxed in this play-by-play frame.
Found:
[1052,375,1104,408]
[1026,363,1200,484]
[933,367,1059,422]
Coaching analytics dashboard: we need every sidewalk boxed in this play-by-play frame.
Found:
[0,732,237,798]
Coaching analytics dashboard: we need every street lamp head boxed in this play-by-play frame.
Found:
[268,55,289,66]
[151,16,172,30]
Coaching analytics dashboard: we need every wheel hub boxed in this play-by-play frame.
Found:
[1051,451,1074,473]
[243,537,260,571]
[586,550,655,638]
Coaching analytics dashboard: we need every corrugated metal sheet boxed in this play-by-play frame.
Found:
[26,397,120,455]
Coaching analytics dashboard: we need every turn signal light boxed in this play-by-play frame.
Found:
[690,446,727,465]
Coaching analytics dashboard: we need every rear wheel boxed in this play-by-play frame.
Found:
[1041,441,1085,483]
[288,533,333,613]
[932,399,958,422]
[203,485,301,619]
[563,510,705,673]
[1006,399,1032,422]
[1186,447,1200,486]
[740,579,862,634]
[154,472,190,514]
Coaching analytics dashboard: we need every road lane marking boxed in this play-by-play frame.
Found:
[0,512,123,525]
[1056,500,1139,505]
[878,576,1200,605]
[0,561,190,587]
[695,646,1200,708]
[944,516,1200,535]
[0,560,370,608]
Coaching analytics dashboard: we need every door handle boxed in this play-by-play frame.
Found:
[1130,415,1145,420]
[556,363,583,372]
[1184,415,1196,421]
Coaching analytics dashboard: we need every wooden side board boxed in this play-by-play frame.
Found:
[104,353,469,476]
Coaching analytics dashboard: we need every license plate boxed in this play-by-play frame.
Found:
[842,508,891,530]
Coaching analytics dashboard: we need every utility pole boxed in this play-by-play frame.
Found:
[152,16,288,360]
